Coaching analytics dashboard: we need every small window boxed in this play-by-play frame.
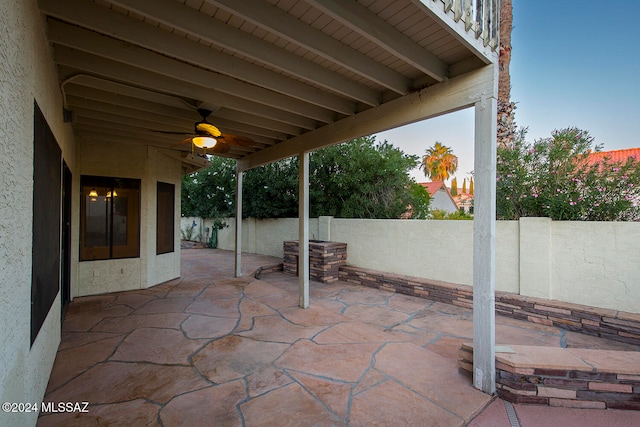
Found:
[157,182,175,254]
[80,176,140,261]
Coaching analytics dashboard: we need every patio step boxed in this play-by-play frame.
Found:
[459,343,640,411]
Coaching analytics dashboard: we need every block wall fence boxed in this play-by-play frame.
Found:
[182,216,640,315]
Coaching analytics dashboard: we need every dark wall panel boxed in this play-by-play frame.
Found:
[31,101,61,345]
[157,182,175,254]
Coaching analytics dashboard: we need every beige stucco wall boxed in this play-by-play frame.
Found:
[0,2,183,415]
[78,143,182,296]
[550,221,639,312]
[210,217,639,314]
[0,1,75,425]
[184,217,320,258]
[330,218,522,294]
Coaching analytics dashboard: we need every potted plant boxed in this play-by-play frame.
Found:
[208,218,228,248]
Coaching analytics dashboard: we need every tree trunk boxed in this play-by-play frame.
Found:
[498,0,512,103]
[497,0,516,149]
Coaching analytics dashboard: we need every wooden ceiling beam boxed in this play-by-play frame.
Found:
[306,0,449,82]
[64,86,289,141]
[65,75,303,136]
[48,20,336,123]
[104,0,381,106]
[54,51,319,130]
[40,0,358,115]
[206,0,411,94]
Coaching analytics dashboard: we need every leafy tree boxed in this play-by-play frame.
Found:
[420,142,458,181]
[469,177,474,195]
[309,137,428,218]
[181,156,236,218]
[182,136,430,220]
[462,178,467,194]
[450,177,458,196]
[496,127,640,221]
[405,182,431,219]
[243,158,300,219]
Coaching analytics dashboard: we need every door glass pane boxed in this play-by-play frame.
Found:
[80,176,140,261]
[112,193,129,246]
[111,186,140,258]
[84,186,111,248]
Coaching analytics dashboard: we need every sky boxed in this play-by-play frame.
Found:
[375,0,640,185]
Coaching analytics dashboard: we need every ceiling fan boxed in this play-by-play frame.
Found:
[151,108,255,155]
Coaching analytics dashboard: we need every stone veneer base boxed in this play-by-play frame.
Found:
[283,240,347,283]
[338,265,640,347]
[459,343,640,410]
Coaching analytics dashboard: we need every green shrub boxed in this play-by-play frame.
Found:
[429,208,473,220]
[497,127,640,221]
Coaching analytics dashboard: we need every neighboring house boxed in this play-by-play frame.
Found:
[586,147,640,166]
[421,181,458,213]
[453,192,474,213]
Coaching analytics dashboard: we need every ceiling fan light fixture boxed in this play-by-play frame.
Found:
[192,136,217,149]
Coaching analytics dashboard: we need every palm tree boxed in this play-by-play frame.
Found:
[497,0,515,149]
[420,142,458,182]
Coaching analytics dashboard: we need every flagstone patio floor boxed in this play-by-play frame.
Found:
[38,249,640,426]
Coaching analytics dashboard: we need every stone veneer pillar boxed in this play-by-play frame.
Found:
[283,240,347,283]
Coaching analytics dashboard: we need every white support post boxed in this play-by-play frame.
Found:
[298,152,310,308]
[235,170,243,278]
[473,92,497,394]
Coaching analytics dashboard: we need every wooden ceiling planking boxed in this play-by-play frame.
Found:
[40,0,497,166]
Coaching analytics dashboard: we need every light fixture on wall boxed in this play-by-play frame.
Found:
[105,190,118,198]
[89,188,98,202]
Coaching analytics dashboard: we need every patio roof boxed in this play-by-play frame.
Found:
[38,0,498,171]
[37,0,502,395]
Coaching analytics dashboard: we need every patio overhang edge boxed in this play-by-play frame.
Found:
[236,64,497,172]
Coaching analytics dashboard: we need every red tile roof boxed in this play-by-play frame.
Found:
[420,181,447,196]
[586,148,640,166]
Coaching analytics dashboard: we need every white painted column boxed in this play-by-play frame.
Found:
[298,152,310,308]
[473,94,497,394]
[235,170,243,278]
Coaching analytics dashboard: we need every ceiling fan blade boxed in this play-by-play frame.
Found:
[208,141,231,154]
[196,122,221,137]
[173,136,195,147]
[218,133,254,147]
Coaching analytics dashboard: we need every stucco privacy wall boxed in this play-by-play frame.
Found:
[78,143,182,296]
[194,217,320,256]
[0,1,75,426]
[203,217,640,314]
[329,218,521,294]
[550,221,639,310]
